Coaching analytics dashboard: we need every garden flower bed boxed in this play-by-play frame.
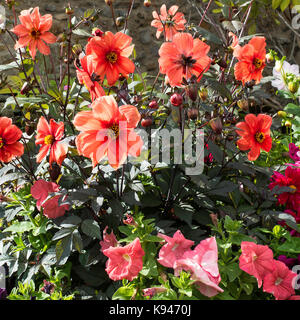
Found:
[0,0,299,302]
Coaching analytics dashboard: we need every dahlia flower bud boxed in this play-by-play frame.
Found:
[237,99,249,111]
[65,5,74,15]
[199,87,208,101]
[285,120,292,127]
[72,44,83,57]
[209,117,223,134]
[187,108,198,120]
[170,93,183,106]
[20,82,31,95]
[141,117,153,127]
[185,84,198,101]
[144,0,152,7]
[92,28,104,37]
[149,100,158,109]
[105,0,114,5]
[49,163,61,182]
[116,16,125,27]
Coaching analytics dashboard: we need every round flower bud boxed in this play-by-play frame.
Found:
[144,0,151,7]
[209,117,223,134]
[141,118,153,127]
[187,108,198,120]
[277,111,287,118]
[285,120,292,127]
[116,16,125,27]
[237,99,249,111]
[266,53,273,63]
[199,87,208,101]
[288,81,299,94]
[149,100,158,109]
[92,28,104,37]
[170,93,183,106]
[105,0,114,5]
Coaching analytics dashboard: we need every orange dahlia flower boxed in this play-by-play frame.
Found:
[151,4,186,41]
[35,117,68,167]
[233,36,266,85]
[235,114,272,161]
[75,55,105,101]
[86,31,135,86]
[73,95,143,169]
[0,117,24,163]
[158,32,211,87]
[11,7,57,60]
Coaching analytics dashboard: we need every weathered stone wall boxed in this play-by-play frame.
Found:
[1,0,299,74]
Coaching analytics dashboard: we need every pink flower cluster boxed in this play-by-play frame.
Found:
[100,229,145,282]
[31,179,69,219]
[239,241,299,300]
[157,230,223,297]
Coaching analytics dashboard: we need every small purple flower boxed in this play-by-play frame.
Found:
[41,280,55,295]
[64,85,70,91]
[289,143,300,162]
[0,288,7,300]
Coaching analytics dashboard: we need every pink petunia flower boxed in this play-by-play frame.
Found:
[157,230,194,268]
[42,194,69,219]
[100,226,118,253]
[174,237,223,297]
[239,241,274,288]
[263,260,297,300]
[30,179,59,210]
[103,237,145,281]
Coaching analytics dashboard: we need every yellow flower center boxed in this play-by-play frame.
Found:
[0,137,4,149]
[289,185,297,193]
[255,132,265,143]
[30,29,41,39]
[44,135,54,145]
[106,51,118,64]
[108,124,119,139]
[123,254,130,262]
[253,58,263,69]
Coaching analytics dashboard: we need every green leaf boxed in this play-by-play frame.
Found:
[3,221,34,233]
[72,29,92,37]
[272,0,282,8]
[72,230,83,253]
[140,242,158,277]
[278,237,300,253]
[56,235,72,265]
[81,219,101,239]
[224,262,242,282]
[112,286,135,300]
[280,0,290,11]
[284,103,300,116]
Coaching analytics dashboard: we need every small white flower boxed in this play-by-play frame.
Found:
[272,61,300,91]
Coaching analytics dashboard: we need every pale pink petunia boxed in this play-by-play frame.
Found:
[174,237,223,297]
[157,230,194,268]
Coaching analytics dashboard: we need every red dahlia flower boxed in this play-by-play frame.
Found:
[73,95,143,169]
[0,117,24,163]
[35,117,68,167]
[75,54,105,101]
[151,4,186,41]
[11,7,57,60]
[235,113,272,161]
[269,166,300,210]
[103,237,145,281]
[86,31,135,86]
[233,36,266,85]
[158,32,211,87]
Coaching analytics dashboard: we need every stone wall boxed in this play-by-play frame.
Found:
[1,0,299,75]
